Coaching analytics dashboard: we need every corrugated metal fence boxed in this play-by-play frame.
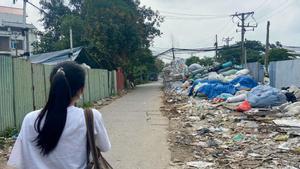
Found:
[269,59,300,88]
[246,62,264,83]
[0,56,117,131]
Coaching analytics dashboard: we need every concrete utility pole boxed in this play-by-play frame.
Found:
[69,27,73,58]
[231,12,257,65]
[23,0,30,60]
[222,37,234,46]
[214,34,218,59]
[265,21,270,73]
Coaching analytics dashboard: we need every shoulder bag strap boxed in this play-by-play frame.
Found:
[84,108,101,169]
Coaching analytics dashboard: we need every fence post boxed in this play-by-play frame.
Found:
[31,63,36,110]
[43,65,47,101]
[12,57,17,128]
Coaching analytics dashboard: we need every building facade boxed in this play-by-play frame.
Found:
[0,6,37,57]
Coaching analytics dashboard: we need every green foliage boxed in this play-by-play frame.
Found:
[199,57,214,66]
[218,40,265,64]
[82,102,93,108]
[269,48,295,62]
[186,56,214,67]
[186,56,201,66]
[0,127,18,138]
[155,59,165,72]
[34,0,163,81]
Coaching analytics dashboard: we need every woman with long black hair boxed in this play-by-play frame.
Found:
[7,61,111,169]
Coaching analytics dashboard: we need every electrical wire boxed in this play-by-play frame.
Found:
[159,10,230,17]
[163,15,229,20]
[256,0,294,23]
[26,0,48,15]
[253,0,271,13]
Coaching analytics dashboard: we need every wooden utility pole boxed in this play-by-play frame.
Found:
[171,48,175,60]
[265,21,270,73]
[215,34,218,59]
[231,12,257,65]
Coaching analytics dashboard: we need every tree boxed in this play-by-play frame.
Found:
[155,59,165,73]
[185,56,201,66]
[35,0,163,81]
[218,40,265,64]
[186,56,214,67]
[198,57,214,66]
[82,0,163,70]
[269,48,295,62]
[33,0,84,53]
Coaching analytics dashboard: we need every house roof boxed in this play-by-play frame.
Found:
[30,47,101,68]
[30,47,83,65]
[1,20,36,29]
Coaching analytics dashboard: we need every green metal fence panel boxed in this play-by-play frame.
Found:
[96,70,101,99]
[95,70,102,100]
[103,70,109,97]
[114,70,117,95]
[108,71,112,96]
[83,69,90,103]
[44,65,53,100]
[0,58,116,131]
[112,70,116,95]
[32,64,46,110]
[0,56,15,131]
[101,69,105,98]
[13,58,33,127]
[88,70,97,102]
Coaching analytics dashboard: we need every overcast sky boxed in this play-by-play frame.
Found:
[1,0,300,58]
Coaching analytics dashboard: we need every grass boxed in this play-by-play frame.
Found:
[0,127,18,138]
[82,102,93,108]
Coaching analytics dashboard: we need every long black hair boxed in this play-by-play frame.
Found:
[34,61,85,155]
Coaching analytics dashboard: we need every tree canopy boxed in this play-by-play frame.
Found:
[185,56,214,67]
[34,0,163,80]
[218,40,265,64]
[218,40,295,65]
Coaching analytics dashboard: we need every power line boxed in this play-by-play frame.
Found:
[26,0,48,15]
[163,15,229,20]
[159,10,230,17]
[256,0,294,23]
[253,0,271,12]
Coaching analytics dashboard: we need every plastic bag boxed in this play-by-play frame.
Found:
[227,94,247,103]
[236,100,252,112]
[247,85,287,108]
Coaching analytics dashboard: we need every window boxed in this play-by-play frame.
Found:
[0,37,9,51]
[11,40,23,50]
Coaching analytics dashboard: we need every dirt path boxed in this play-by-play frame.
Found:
[100,81,171,169]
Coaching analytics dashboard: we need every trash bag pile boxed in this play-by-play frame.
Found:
[162,60,300,169]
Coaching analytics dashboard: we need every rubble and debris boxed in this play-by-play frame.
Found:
[162,59,300,169]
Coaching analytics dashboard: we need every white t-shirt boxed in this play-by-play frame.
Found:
[7,106,111,169]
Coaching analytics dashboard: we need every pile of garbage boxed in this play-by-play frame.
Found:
[162,59,300,169]
[0,137,14,166]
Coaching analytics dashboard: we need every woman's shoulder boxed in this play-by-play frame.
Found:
[23,109,41,122]
[91,108,103,120]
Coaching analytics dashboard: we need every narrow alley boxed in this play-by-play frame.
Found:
[100,81,171,169]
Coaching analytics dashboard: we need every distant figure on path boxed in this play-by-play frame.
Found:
[7,61,111,169]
